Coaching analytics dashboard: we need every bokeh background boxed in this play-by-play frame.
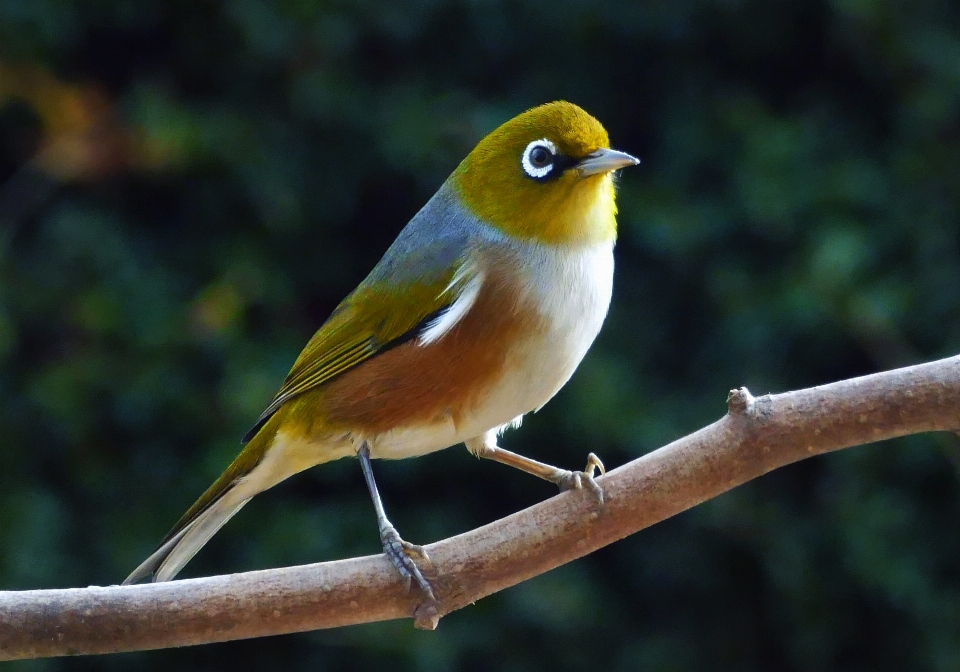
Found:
[2,0,960,670]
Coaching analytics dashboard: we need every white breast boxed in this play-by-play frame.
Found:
[499,239,615,414]
[526,242,614,363]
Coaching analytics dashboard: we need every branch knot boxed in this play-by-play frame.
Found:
[726,387,755,415]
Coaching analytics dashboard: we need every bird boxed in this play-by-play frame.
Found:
[123,100,639,600]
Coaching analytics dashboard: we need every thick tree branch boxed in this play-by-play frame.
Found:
[2,355,959,660]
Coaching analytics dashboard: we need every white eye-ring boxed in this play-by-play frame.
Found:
[521,138,558,179]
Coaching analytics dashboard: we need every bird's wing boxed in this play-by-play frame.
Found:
[241,221,475,444]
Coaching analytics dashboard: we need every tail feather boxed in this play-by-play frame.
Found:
[123,425,276,584]
[122,491,250,584]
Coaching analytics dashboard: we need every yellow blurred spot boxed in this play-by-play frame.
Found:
[191,282,244,338]
[0,61,179,181]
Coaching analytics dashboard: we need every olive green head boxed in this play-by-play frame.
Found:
[451,101,638,246]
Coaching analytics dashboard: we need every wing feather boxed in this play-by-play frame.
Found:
[241,264,479,443]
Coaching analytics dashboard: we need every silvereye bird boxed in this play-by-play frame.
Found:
[124,100,639,600]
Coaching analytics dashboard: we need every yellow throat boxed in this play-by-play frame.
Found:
[452,101,629,247]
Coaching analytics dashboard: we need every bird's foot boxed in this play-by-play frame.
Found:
[553,452,606,504]
[380,524,436,603]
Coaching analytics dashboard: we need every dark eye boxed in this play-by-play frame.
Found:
[529,146,551,167]
[521,139,558,179]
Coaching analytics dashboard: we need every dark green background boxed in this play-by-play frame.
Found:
[2,0,960,670]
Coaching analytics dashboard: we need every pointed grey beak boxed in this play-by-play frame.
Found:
[575,148,640,177]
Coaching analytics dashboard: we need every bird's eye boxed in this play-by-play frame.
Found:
[529,146,551,167]
[521,139,558,180]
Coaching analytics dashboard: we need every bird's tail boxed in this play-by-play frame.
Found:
[123,426,277,585]
[123,488,250,584]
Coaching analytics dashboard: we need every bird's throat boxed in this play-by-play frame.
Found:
[453,171,619,247]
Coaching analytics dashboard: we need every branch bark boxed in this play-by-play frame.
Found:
[2,355,960,660]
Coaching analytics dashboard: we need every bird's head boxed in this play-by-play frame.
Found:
[452,101,638,246]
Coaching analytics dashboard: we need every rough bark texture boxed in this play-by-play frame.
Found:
[2,355,959,660]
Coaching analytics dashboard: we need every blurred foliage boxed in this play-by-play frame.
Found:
[1,0,960,670]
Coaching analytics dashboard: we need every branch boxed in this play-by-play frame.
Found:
[3,355,960,660]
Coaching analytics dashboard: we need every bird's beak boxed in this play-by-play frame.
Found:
[575,148,640,177]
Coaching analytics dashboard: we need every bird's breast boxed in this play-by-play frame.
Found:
[486,238,615,416]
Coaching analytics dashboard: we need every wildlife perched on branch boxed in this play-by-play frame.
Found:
[124,101,639,601]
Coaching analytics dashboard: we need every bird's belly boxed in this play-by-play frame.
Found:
[367,337,582,460]
[369,320,605,460]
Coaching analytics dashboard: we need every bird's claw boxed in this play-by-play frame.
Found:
[380,524,436,602]
[555,452,606,504]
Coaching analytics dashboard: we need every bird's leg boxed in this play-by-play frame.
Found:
[357,442,436,602]
[466,432,606,503]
